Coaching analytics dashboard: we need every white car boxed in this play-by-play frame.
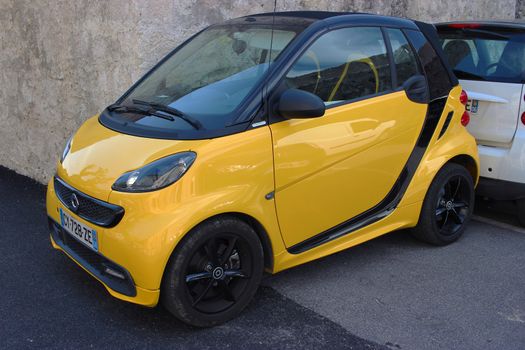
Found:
[437,21,525,225]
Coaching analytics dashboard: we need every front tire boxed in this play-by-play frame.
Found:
[412,163,474,245]
[162,216,264,327]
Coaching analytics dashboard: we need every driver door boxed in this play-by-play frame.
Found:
[270,26,428,249]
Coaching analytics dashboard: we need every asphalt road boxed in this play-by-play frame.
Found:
[1,165,524,349]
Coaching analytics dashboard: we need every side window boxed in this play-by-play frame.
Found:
[285,27,392,105]
[385,28,420,86]
[404,29,452,99]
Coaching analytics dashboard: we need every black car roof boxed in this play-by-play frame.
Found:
[226,11,418,30]
[250,11,354,20]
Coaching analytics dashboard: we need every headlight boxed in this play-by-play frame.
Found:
[112,152,196,192]
[60,136,73,163]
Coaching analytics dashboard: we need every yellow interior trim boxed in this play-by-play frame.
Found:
[328,57,379,102]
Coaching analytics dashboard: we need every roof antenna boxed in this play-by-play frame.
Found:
[268,0,277,64]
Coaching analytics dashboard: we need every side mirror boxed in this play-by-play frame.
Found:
[277,89,325,119]
[402,75,429,104]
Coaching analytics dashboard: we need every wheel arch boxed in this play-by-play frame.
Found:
[447,154,479,185]
[161,212,274,287]
[224,212,275,272]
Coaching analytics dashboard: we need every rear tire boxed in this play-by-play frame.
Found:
[161,216,264,327]
[517,199,525,227]
[412,163,474,245]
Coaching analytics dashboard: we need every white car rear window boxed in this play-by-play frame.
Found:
[439,28,525,83]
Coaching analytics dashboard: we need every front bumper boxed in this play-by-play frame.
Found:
[49,218,136,296]
[47,179,162,307]
[48,220,159,307]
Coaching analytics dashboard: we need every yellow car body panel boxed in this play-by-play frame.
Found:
[57,116,203,201]
[48,121,285,303]
[270,90,427,247]
[399,86,480,206]
[271,85,480,272]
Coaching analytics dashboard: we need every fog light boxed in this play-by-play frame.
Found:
[104,266,126,280]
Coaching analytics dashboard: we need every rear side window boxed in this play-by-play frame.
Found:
[285,27,392,106]
[438,28,525,83]
[405,29,452,99]
[385,28,420,86]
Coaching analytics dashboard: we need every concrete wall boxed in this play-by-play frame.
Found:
[0,0,520,183]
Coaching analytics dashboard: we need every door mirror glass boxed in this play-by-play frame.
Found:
[277,89,326,119]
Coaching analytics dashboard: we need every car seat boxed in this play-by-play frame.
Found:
[443,40,476,72]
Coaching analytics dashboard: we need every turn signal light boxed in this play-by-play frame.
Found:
[461,111,470,126]
[522,112,525,125]
[460,90,468,105]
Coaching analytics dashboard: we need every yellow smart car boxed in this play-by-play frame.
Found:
[47,12,479,327]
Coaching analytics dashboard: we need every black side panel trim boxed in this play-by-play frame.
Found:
[418,98,447,147]
[288,96,448,254]
[414,21,459,87]
[438,111,454,139]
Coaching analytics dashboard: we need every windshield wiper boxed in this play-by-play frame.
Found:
[132,99,203,130]
[107,104,176,122]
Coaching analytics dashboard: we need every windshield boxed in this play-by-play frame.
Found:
[439,27,525,83]
[109,23,300,133]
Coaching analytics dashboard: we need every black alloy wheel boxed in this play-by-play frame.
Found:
[412,163,475,245]
[435,175,471,236]
[162,217,264,327]
[184,234,252,314]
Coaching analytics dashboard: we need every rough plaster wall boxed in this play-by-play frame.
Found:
[137,1,276,73]
[406,0,516,21]
[0,0,141,182]
[517,0,524,18]
[0,0,520,182]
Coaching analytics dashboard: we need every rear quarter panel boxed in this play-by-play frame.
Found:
[400,85,480,207]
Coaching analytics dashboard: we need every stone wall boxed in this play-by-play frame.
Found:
[0,0,520,182]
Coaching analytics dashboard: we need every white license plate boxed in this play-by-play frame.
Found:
[60,208,98,252]
[467,99,479,114]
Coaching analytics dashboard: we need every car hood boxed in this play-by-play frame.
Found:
[57,116,205,201]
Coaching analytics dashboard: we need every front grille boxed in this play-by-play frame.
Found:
[54,177,124,227]
[49,219,136,297]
